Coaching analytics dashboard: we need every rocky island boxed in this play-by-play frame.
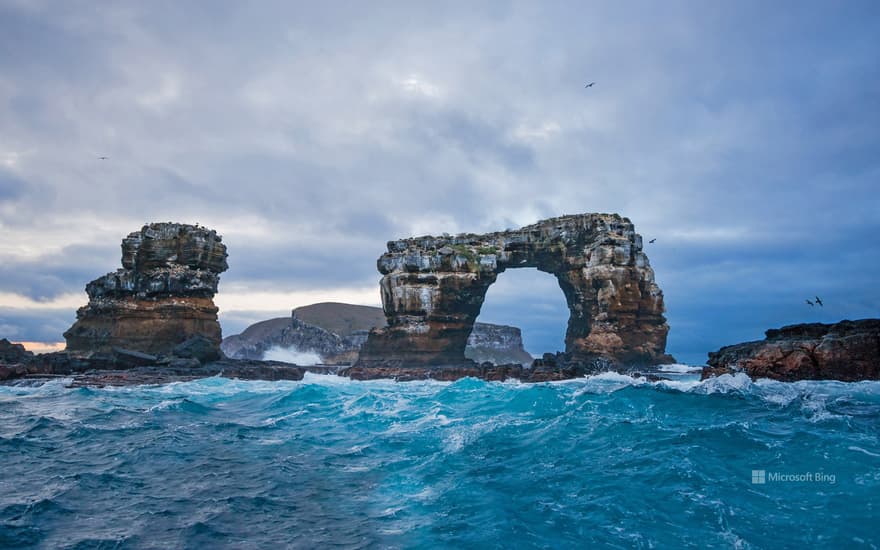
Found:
[353,213,673,377]
[64,222,228,359]
[701,319,880,381]
[0,223,312,384]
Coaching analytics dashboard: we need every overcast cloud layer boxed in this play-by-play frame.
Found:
[1,1,878,364]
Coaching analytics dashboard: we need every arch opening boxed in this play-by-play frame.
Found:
[469,268,568,364]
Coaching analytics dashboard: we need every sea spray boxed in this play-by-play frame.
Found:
[261,345,322,365]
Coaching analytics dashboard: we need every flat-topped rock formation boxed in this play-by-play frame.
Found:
[463,323,534,366]
[63,223,228,357]
[357,213,672,370]
[702,319,880,381]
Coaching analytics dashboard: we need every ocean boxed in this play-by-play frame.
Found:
[1,370,878,548]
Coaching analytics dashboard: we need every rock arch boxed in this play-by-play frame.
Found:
[356,213,672,368]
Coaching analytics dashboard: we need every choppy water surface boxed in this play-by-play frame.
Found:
[2,371,879,548]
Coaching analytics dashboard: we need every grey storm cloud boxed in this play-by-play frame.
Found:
[0,0,878,362]
[0,243,117,300]
[0,308,75,342]
[0,169,26,200]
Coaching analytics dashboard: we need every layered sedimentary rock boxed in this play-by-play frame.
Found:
[357,213,672,369]
[64,223,228,356]
[221,302,533,366]
[703,319,880,381]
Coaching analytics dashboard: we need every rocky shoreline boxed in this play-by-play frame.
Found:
[0,346,648,387]
[700,319,880,382]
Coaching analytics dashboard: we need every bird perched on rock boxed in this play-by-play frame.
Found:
[806,299,814,306]
[815,296,823,307]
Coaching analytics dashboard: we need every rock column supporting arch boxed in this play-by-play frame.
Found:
[356,213,673,368]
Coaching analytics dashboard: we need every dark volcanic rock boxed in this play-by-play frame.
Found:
[64,223,228,357]
[703,319,880,381]
[0,339,33,364]
[357,213,673,370]
[65,360,311,387]
[0,351,324,386]
[2,350,603,386]
[342,351,620,382]
[342,361,598,383]
[0,340,36,381]
[112,348,158,367]
[173,335,222,363]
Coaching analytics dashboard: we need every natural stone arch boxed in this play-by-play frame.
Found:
[356,213,672,368]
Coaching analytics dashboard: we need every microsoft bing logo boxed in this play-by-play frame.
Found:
[751,470,766,484]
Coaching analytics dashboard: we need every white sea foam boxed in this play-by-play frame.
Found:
[262,345,322,365]
[848,446,880,458]
[688,372,754,394]
[657,363,704,374]
[147,399,184,412]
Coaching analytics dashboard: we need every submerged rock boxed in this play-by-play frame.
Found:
[702,319,880,381]
[63,223,228,358]
[357,213,673,370]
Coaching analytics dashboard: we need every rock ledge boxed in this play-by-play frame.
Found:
[702,319,880,381]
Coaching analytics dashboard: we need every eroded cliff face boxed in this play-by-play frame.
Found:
[64,223,228,356]
[703,320,880,381]
[357,213,672,368]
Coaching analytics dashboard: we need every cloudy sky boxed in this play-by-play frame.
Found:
[1,1,878,363]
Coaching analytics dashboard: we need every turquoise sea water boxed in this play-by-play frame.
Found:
[1,371,879,549]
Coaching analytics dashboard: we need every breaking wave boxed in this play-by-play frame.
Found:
[261,345,322,365]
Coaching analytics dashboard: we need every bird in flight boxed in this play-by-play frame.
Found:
[585,82,595,88]
[648,238,656,243]
[806,299,814,306]
[98,156,108,160]
[815,296,823,307]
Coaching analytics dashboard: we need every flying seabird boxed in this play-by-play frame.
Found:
[815,296,823,307]
[648,238,656,243]
[806,299,814,306]
[585,82,595,88]
[98,156,108,160]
